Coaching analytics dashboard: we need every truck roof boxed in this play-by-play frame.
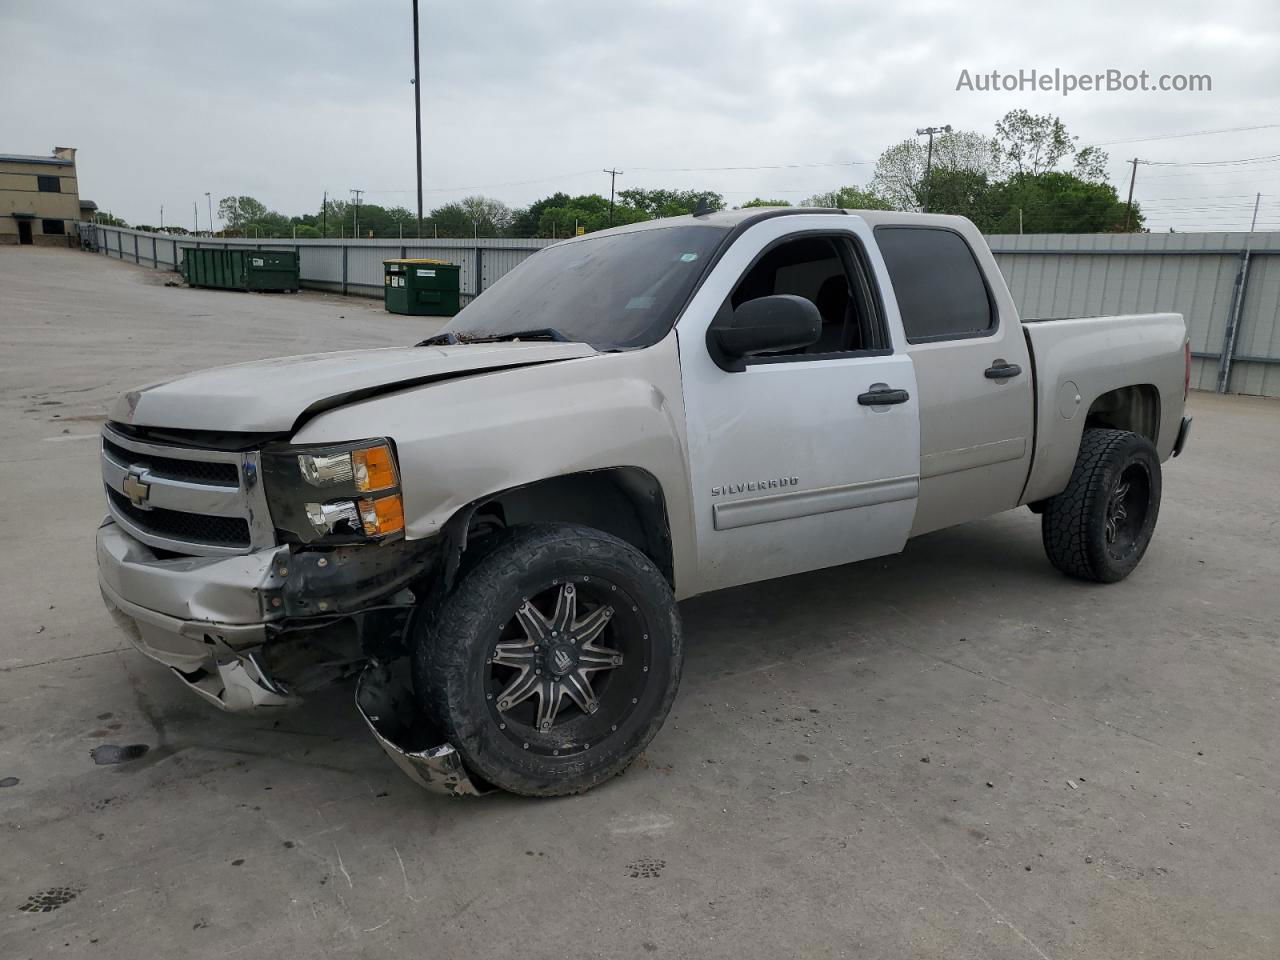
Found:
[563,207,973,243]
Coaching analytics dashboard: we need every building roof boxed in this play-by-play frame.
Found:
[80,200,99,211]
[0,153,73,166]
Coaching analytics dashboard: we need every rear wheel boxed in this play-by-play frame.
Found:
[1041,428,1162,583]
[415,523,682,796]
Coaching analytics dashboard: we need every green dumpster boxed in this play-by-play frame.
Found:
[182,248,300,292]
[384,258,460,316]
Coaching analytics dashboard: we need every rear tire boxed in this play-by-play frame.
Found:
[1041,428,1162,583]
[414,523,682,797]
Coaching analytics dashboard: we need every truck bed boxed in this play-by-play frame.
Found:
[1020,312,1187,504]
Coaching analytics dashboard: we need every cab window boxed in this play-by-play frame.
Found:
[727,234,887,358]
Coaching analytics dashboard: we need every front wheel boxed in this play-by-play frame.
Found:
[1041,428,1162,583]
[415,523,682,797]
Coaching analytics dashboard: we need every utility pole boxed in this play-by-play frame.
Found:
[322,190,327,238]
[603,168,622,226]
[1218,192,1263,394]
[915,125,950,213]
[412,0,424,239]
[1124,158,1139,231]
[160,205,164,231]
[205,192,214,237]
[193,201,198,233]
[351,189,364,238]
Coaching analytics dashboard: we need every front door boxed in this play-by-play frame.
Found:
[677,215,920,595]
[17,221,33,245]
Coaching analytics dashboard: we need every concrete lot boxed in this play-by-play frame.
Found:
[2,245,1279,959]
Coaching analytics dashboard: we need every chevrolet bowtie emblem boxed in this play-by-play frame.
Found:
[123,469,151,509]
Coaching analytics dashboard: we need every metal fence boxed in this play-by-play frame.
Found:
[81,223,555,305]
[83,223,1280,397]
[989,232,1280,398]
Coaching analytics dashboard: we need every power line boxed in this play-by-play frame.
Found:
[629,159,869,173]
[1084,123,1280,148]
[1143,153,1280,167]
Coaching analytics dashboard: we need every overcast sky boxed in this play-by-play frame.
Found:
[4,0,1278,232]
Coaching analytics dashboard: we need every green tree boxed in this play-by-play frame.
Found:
[871,130,1003,210]
[995,109,1075,177]
[511,193,573,237]
[803,186,891,209]
[914,169,993,226]
[617,188,725,218]
[536,193,648,237]
[97,211,129,227]
[740,198,792,207]
[984,172,1140,233]
[217,196,268,231]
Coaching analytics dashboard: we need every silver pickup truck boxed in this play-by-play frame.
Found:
[96,208,1191,797]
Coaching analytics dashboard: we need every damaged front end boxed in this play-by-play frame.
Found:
[98,517,488,796]
[355,662,490,797]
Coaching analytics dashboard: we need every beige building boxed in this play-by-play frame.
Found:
[1,147,81,246]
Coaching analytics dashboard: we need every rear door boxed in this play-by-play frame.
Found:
[676,215,920,595]
[873,224,1034,535]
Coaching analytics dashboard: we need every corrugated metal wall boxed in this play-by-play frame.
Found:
[989,232,1280,397]
[84,224,1280,397]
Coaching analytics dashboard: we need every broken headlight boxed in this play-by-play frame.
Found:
[262,439,405,543]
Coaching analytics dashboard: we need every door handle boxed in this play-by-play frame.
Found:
[857,386,910,406]
[985,361,1023,380]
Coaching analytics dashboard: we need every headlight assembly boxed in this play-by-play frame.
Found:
[263,439,405,543]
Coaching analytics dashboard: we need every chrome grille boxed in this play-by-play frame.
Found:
[100,423,274,557]
[102,436,240,486]
[106,488,252,548]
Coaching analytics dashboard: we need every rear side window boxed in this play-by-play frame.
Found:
[875,226,994,343]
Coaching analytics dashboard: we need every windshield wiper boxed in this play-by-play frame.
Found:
[416,327,574,347]
[465,327,573,343]
[416,331,461,346]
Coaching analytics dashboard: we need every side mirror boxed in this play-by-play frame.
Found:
[712,294,821,364]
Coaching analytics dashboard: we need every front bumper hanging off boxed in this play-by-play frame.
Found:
[97,518,486,796]
[354,663,489,797]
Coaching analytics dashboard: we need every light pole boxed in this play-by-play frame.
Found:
[205,192,214,236]
[915,124,951,213]
[412,0,424,238]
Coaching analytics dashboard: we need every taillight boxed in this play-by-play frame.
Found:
[1184,341,1191,400]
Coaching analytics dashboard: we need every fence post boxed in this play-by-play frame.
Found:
[341,244,348,296]
[152,236,158,267]
[117,231,123,260]
[475,246,484,297]
[1216,249,1254,394]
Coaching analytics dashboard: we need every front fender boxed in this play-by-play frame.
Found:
[291,332,696,595]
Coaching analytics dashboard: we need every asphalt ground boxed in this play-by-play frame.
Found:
[3,245,1279,959]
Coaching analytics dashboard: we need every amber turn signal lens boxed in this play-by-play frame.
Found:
[352,444,398,493]
[358,494,404,537]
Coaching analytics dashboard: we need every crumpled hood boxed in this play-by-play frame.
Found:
[111,341,598,433]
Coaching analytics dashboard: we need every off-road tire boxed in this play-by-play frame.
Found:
[414,523,682,797]
[1042,428,1162,583]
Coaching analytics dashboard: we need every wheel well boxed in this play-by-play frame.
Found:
[1084,384,1160,444]
[452,469,674,586]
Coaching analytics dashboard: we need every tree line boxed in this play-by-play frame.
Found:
[120,110,1141,238]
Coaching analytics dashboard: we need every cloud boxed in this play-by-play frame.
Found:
[2,0,1277,230]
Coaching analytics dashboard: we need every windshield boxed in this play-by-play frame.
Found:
[440,224,727,349]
